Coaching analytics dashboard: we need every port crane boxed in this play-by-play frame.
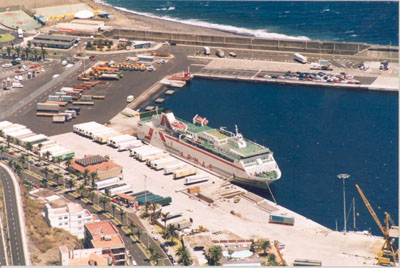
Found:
[355,184,399,266]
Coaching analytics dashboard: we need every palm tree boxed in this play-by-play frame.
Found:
[147,245,156,257]
[81,169,89,185]
[41,47,47,60]
[111,203,117,217]
[99,196,109,211]
[89,171,98,188]
[18,154,26,169]
[53,172,62,185]
[14,162,22,176]
[15,138,20,146]
[206,246,223,266]
[261,240,270,256]
[65,158,71,168]
[144,201,151,216]
[161,212,170,228]
[0,129,4,137]
[67,178,76,190]
[134,228,142,242]
[16,46,20,58]
[88,191,96,204]
[78,184,86,198]
[6,47,10,58]
[45,151,50,161]
[163,224,179,245]
[150,250,163,265]
[25,142,33,152]
[267,253,278,266]
[25,47,29,60]
[42,177,48,188]
[42,167,50,180]
[6,136,12,147]
[176,238,193,266]
[7,159,14,169]
[33,48,38,61]
[38,143,43,160]
[0,146,5,161]
[119,208,126,225]
[128,221,136,235]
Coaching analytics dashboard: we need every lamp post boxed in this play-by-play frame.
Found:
[337,173,350,233]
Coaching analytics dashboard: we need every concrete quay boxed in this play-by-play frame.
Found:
[50,131,383,266]
[193,57,399,92]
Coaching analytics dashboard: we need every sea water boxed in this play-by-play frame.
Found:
[149,79,398,236]
[97,0,398,45]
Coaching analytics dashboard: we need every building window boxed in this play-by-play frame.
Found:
[78,216,82,219]
[59,223,62,226]
[59,217,62,220]
[64,216,68,219]
[64,223,68,225]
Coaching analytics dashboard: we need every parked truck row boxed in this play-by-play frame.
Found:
[0,120,74,161]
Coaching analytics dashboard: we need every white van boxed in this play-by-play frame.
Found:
[127,95,134,103]
[12,82,23,88]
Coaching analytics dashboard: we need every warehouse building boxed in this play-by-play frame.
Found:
[32,34,78,49]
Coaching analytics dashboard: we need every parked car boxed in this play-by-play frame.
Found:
[2,63,12,68]
[11,60,20,66]
[89,56,96,61]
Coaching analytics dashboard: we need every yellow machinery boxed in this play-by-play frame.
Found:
[355,184,398,266]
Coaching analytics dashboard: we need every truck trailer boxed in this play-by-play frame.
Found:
[164,163,188,175]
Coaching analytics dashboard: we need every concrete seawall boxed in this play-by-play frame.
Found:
[104,28,377,56]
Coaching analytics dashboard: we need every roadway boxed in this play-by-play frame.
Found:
[0,164,25,265]
[1,150,171,266]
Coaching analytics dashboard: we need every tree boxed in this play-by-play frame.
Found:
[134,228,142,242]
[128,221,136,234]
[53,172,62,185]
[228,249,234,260]
[119,208,126,225]
[261,240,270,256]
[41,47,47,60]
[267,253,278,266]
[89,171,98,188]
[206,246,223,266]
[25,47,29,60]
[34,48,38,61]
[67,178,76,190]
[45,151,50,161]
[111,203,117,217]
[83,169,89,185]
[41,177,48,188]
[15,138,20,146]
[65,158,71,169]
[6,135,12,147]
[162,224,178,245]
[150,250,163,265]
[42,167,50,180]
[88,191,96,204]
[78,184,86,198]
[144,201,151,216]
[14,162,22,176]
[16,46,20,58]
[0,146,5,161]
[99,196,109,211]
[6,47,10,58]
[25,142,33,152]
[7,159,14,169]
[38,143,43,160]
[150,203,157,224]
[176,238,193,266]
[18,154,26,169]
[161,212,170,228]
[0,129,4,137]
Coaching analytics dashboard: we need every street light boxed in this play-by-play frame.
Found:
[337,173,350,233]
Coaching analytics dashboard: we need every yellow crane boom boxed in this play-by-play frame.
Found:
[355,184,386,236]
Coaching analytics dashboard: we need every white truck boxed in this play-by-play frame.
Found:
[136,149,165,162]
[117,140,142,151]
[204,46,211,55]
[108,134,136,148]
[17,28,23,39]
[145,153,170,166]
[184,174,209,185]
[294,53,307,64]
[150,157,178,170]
[95,177,122,190]
[129,145,153,157]
[173,167,197,179]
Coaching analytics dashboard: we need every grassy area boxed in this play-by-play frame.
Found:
[0,34,14,43]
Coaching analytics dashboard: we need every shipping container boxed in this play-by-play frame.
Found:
[73,121,97,134]
[80,95,93,101]
[60,87,74,93]
[150,157,177,169]
[37,103,59,112]
[53,114,66,123]
[72,101,94,106]
[269,214,295,226]
[184,174,209,185]
[68,107,81,114]
[173,167,197,179]
[145,153,170,166]
[88,127,113,139]
[65,110,77,118]
[48,95,61,101]
[129,145,152,156]
[106,184,133,196]
[164,163,188,175]
[61,95,73,103]
[152,196,172,206]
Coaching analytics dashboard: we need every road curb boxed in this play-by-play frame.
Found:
[0,163,30,265]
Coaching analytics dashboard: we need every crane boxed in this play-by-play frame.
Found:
[355,184,398,266]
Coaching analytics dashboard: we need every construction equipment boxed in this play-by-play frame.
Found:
[274,241,287,266]
[355,184,399,266]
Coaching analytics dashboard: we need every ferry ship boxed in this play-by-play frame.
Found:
[137,109,281,189]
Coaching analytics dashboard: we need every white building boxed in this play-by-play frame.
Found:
[45,202,97,239]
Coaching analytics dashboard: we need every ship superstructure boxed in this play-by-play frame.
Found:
[137,109,281,189]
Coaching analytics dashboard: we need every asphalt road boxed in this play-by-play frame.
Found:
[0,165,25,265]
[6,46,192,136]
[0,216,7,266]
[1,151,171,266]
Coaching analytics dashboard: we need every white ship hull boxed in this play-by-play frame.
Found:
[137,124,281,190]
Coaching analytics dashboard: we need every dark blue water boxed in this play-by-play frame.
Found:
[99,0,398,45]
[149,79,398,235]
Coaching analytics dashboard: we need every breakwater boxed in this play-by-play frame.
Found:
[105,28,372,55]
